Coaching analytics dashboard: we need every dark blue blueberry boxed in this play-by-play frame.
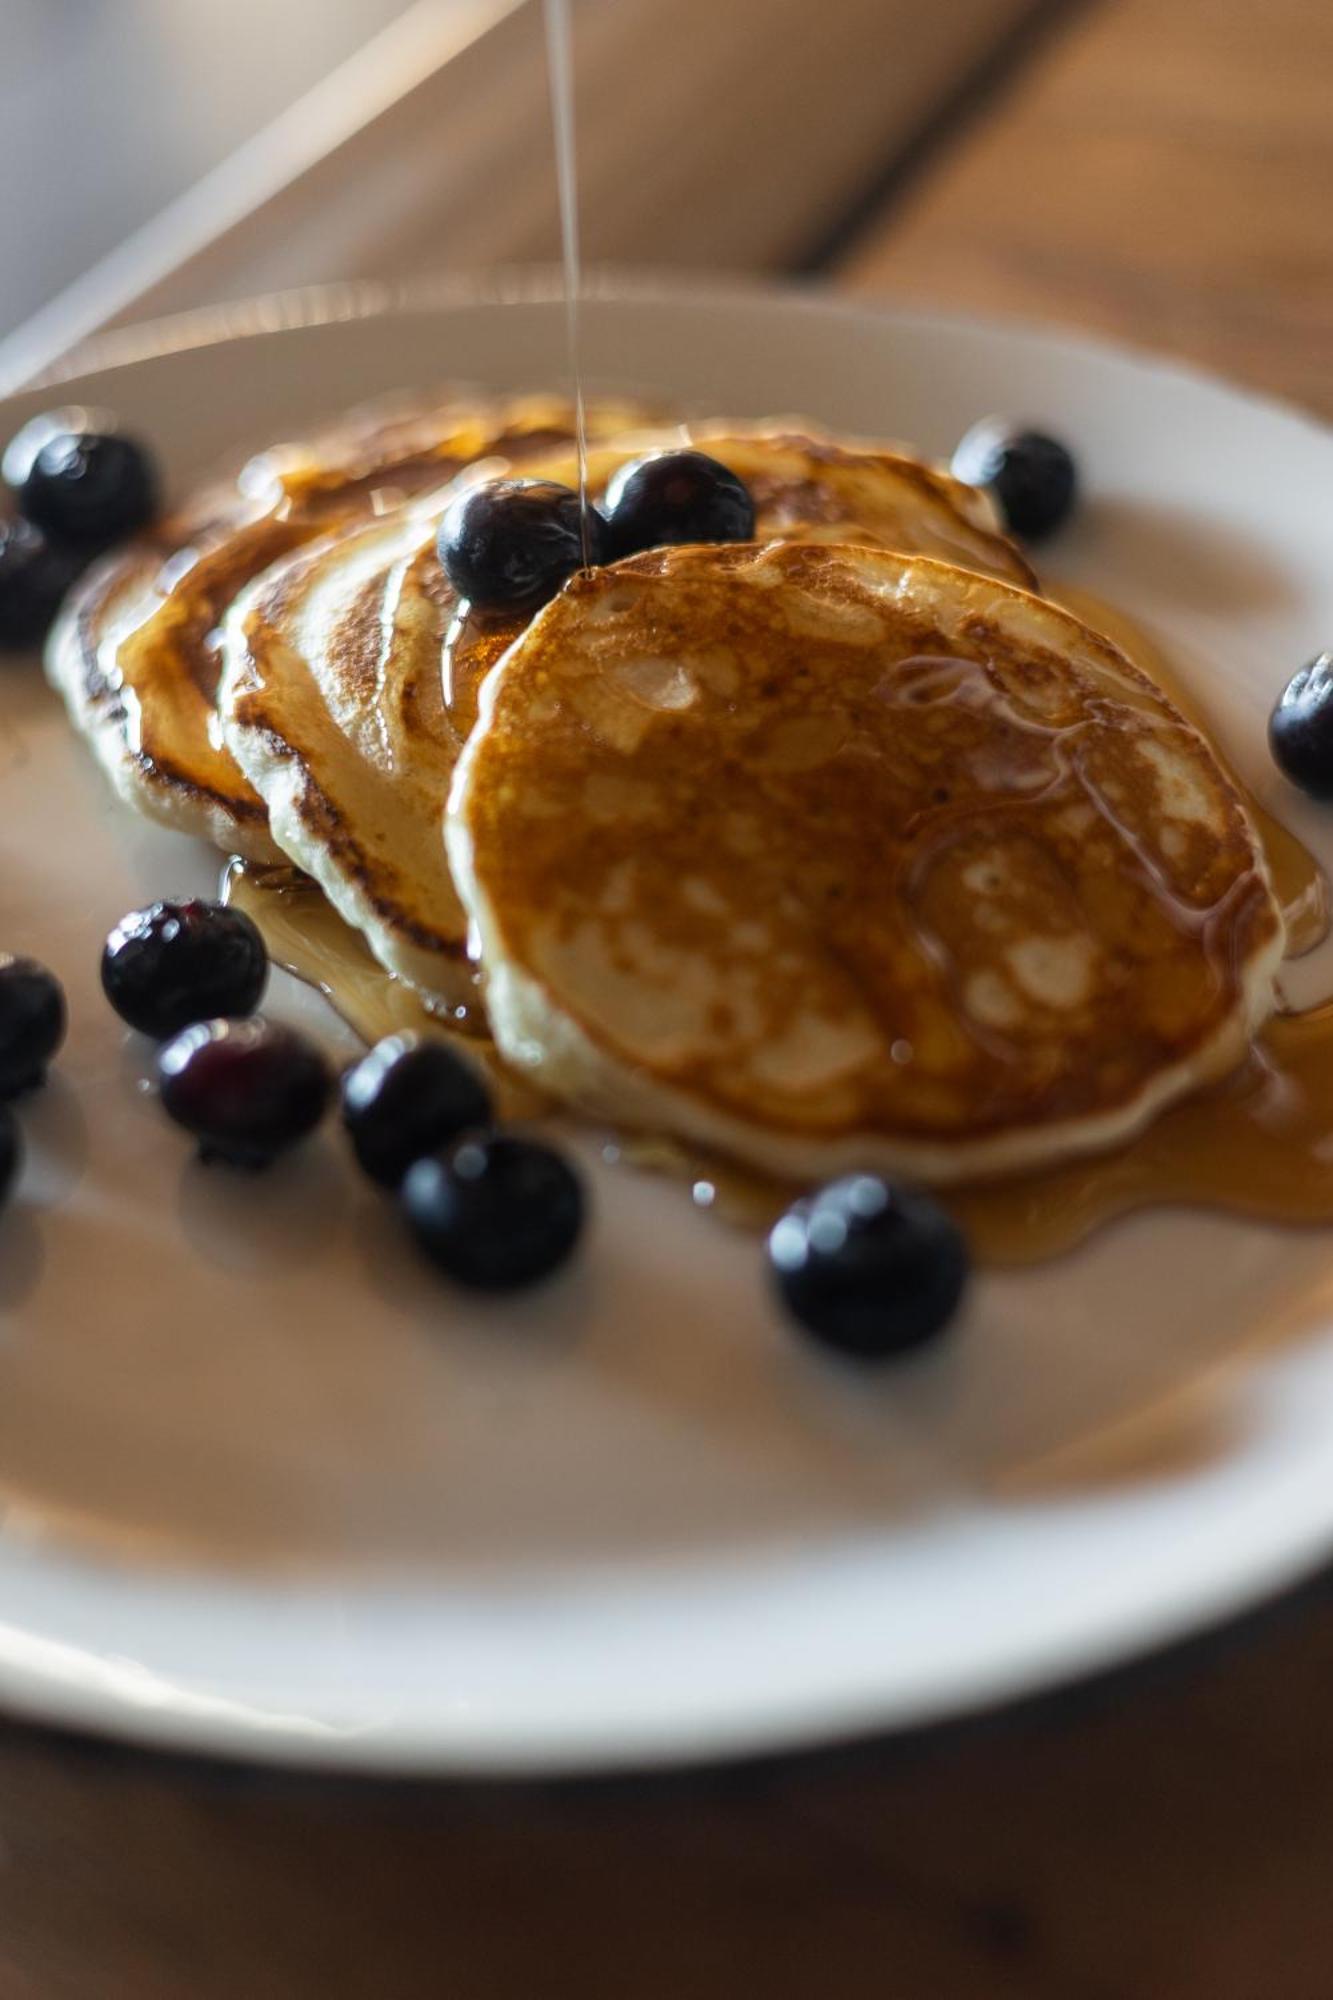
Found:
[0,1104,19,1209]
[600,449,755,559]
[6,418,158,553]
[0,954,67,1099]
[102,900,267,1039]
[950,421,1077,542]
[437,478,603,612]
[341,1031,493,1188]
[1270,653,1333,801]
[157,1017,332,1168]
[768,1174,968,1359]
[0,518,82,651]
[401,1133,584,1289]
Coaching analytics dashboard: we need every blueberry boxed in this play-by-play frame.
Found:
[0,1104,19,1209]
[950,421,1077,542]
[768,1175,968,1359]
[102,900,267,1039]
[0,518,83,651]
[0,955,67,1099]
[600,449,755,560]
[6,418,157,553]
[157,1016,332,1168]
[401,1133,584,1289]
[1270,653,1333,800]
[341,1031,492,1188]
[437,478,603,612]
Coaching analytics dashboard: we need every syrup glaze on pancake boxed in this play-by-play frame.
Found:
[534,420,1037,583]
[446,541,1284,1185]
[219,425,1032,999]
[44,394,629,858]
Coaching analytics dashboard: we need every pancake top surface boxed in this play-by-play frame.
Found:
[220,423,1031,992]
[536,422,1035,585]
[448,542,1282,1180]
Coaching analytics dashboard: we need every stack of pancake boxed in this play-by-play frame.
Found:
[48,392,1283,1184]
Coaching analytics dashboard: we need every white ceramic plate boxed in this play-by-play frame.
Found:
[2,282,1332,1776]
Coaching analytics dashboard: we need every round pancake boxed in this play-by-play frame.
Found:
[446,542,1284,1185]
[218,426,1032,1000]
[45,394,635,860]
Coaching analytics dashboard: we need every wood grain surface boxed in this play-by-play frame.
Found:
[4,2,1332,1993]
[838,0,1333,420]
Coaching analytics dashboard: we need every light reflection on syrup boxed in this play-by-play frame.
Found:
[1055,585,1328,958]
[220,861,549,1120]
[224,596,1333,1269]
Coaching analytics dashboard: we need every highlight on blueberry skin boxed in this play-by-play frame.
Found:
[341,1031,493,1189]
[950,420,1077,543]
[600,449,755,560]
[437,477,603,613]
[401,1132,585,1290]
[0,954,67,1100]
[157,1016,333,1169]
[767,1174,969,1359]
[1270,653,1333,801]
[102,900,267,1039]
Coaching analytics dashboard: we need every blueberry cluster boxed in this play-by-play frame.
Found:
[437,448,755,614]
[0,412,159,652]
[95,898,585,1291]
[88,894,971,1340]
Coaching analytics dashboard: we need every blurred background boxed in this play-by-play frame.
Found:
[3,0,1328,420]
[3,0,1327,419]
[0,0,1032,351]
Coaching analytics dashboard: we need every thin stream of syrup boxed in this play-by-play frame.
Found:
[543,0,591,562]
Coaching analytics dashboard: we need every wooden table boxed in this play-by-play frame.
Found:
[5,2,1332,1991]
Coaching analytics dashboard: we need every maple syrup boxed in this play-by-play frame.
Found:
[224,566,1333,1271]
[220,861,548,1120]
[543,0,591,559]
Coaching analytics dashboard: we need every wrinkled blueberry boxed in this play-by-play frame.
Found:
[102,900,267,1039]
[157,1017,332,1168]
[437,478,603,612]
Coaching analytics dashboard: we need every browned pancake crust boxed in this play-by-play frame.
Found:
[454,543,1280,1166]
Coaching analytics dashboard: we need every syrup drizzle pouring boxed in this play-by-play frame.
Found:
[543,0,591,564]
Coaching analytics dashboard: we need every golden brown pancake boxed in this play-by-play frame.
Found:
[44,395,641,858]
[219,426,1031,1000]
[446,542,1283,1183]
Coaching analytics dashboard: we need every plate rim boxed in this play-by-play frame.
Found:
[2,280,1332,1777]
